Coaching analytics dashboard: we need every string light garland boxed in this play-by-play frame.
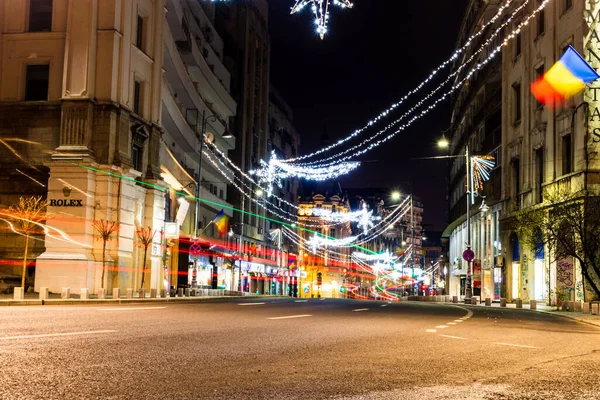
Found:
[283,0,519,163]
[260,0,547,184]
[291,0,353,39]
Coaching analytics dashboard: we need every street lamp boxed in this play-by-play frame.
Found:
[438,137,474,299]
[391,191,401,201]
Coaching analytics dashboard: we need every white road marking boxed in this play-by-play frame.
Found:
[319,298,326,301]
[447,322,457,325]
[237,303,266,306]
[0,330,117,340]
[495,342,539,349]
[98,307,166,311]
[267,314,312,320]
[294,300,308,303]
[454,320,464,323]
[435,325,449,329]
[440,334,466,340]
[380,304,388,307]
[353,308,369,312]
[426,329,437,333]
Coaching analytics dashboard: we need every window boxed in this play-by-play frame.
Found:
[219,189,224,199]
[564,0,572,13]
[535,65,545,109]
[513,159,520,208]
[537,9,545,37]
[133,80,142,115]
[514,32,521,58]
[29,0,53,32]
[136,15,144,51]
[512,83,521,123]
[131,144,142,171]
[535,147,544,203]
[329,228,335,238]
[562,134,573,174]
[25,65,50,101]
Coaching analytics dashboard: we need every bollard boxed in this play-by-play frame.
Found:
[515,298,523,309]
[112,288,120,299]
[452,296,458,304]
[98,288,106,299]
[592,303,599,315]
[568,301,575,312]
[464,298,471,304]
[473,296,480,304]
[177,288,184,297]
[80,288,88,300]
[160,289,167,298]
[500,298,507,307]
[127,288,134,299]
[530,300,537,310]
[39,287,49,300]
[485,298,491,307]
[574,301,583,312]
[583,302,590,314]
[471,297,478,305]
[436,295,443,302]
[185,288,191,297]
[13,287,24,300]
[139,288,146,298]
[61,287,71,299]
[150,288,157,298]
[561,302,568,311]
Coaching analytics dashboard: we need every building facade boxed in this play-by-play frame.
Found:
[444,0,504,300]
[500,0,600,303]
[297,192,354,298]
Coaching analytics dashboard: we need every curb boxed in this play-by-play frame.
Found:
[404,300,600,328]
[0,295,284,307]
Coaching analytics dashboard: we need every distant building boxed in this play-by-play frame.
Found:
[297,191,354,298]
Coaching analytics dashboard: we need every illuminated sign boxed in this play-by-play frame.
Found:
[585,2,600,144]
[49,199,83,207]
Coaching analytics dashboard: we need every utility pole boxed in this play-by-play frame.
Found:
[411,195,415,295]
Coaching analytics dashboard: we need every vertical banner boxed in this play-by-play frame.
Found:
[473,259,482,289]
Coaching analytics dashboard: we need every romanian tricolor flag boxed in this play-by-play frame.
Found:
[211,209,228,236]
[531,45,599,108]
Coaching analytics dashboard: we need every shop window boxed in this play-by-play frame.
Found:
[29,0,52,32]
[25,64,50,101]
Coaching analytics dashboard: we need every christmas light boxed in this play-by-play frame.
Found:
[291,0,353,39]
[275,0,546,175]
[284,0,521,163]
[471,155,495,197]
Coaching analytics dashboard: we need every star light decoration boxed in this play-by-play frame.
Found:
[469,155,495,204]
[291,0,353,39]
[356,202,380,235]
[249,151,360,198]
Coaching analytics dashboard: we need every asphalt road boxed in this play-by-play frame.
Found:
[0,298,599,400]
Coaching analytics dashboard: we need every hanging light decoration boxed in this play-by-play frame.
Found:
[291,0,353,39]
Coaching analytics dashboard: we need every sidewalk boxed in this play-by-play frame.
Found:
[0,291,282,307]
[432,299,600,328]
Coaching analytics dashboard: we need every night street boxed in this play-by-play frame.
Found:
[1,299,599,400]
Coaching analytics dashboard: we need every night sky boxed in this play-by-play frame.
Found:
[267,0,470,231]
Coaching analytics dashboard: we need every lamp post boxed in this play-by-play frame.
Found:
[190,109,233,289]
[438,137,474,299]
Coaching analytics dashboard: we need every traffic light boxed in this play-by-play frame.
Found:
[317,272,323,286]
[340,286,346,293]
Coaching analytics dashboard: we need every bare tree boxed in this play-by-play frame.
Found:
[8,196,48,289]
[93,219,119,289]
[136,226,156,290]
[514,187,600,301]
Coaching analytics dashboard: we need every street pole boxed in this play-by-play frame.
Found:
[465,144,473,300]
[237,195,245,292]
[411,195,415,295]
